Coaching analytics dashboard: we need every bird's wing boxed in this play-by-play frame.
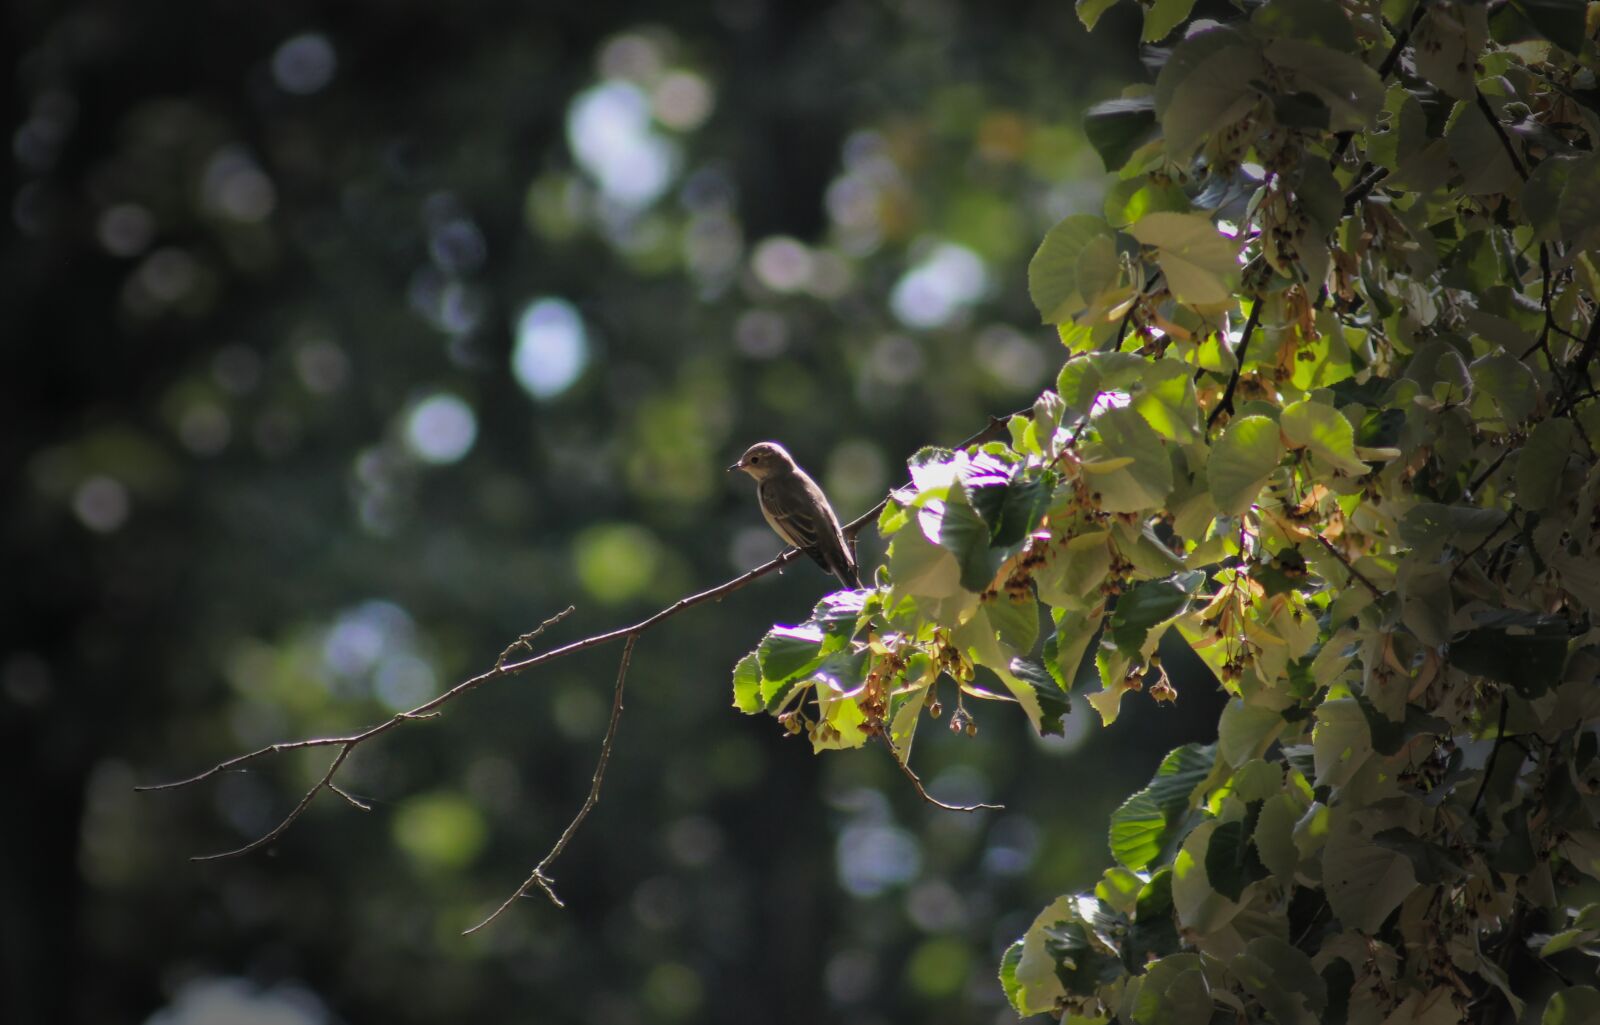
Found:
[759,475,826,550]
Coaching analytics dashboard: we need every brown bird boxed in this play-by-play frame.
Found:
[728,441,861,589]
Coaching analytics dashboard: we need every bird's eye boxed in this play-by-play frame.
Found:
[751,455,762,463]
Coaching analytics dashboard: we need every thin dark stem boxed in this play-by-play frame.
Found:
[1205,301,1263,430]
[465,633,638,933]
[1314,535,1383,598]
[1474,90,1528,181]
[1329,1,1428,164]
[877,732,1002,813]
[1469,694,1511,816]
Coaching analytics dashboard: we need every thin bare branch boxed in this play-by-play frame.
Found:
[192,742,356,860]
[140,408,1033,866]
[465,633,639,934]
[877,732,1002,814]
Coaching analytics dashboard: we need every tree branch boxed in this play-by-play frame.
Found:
[1469,693,1511,817]
[139,409,1035,874]
[1205,300,1263,431]
[464,634,638,933]
[1314,535,1384,599]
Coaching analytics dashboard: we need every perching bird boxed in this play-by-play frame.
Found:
[729,441,862,590]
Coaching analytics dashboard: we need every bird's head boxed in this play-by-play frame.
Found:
[728,441,796,481]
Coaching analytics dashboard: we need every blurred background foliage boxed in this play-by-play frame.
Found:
[4,1,1227,1022]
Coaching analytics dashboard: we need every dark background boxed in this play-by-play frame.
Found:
[2,1,1225,1022]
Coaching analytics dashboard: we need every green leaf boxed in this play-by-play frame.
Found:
[1057,351,1147,411]
[1445,98,1521,196]
[758,625,826,686]
[1398,503,1507,559]
[1251,0,1360,51]
[1205,816,1266,901]
[1231,937,1326,1025]
[1105,176,1192,228]
[1280,398,1368,475]
[1371,827,1466,885]
[1084,97,1158,172]
[938,492,1005,593]
[1009,657,1070,736]
[1142,0,1199,41]
[1511,0,1587,53]
[1005,896,1074,1015]
[1109,743,1216,870]
[1516,418,1577,512]
[1082,406,1174,512]
[1208,415,1284,516]
[1029,216,1117,325]
[1126,868,1181,966]
[1218,699,1285,767]
[1044,919,1125,994]
[1155,28,1265,158]
[1450,614,1569,696]
[1323,810,1417,932]
[1109,571,1205,655]
[1542,987,1600,1025]
[1130,954,1213,1025]
[732,651,763,713]
[1127,212,1239,305]
[1076,0,1123,31]
[1311,698,1372,788]
[1132,359,1201,443]
[1265,38,1383,131]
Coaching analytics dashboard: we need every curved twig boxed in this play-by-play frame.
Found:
[877,732,1002,813]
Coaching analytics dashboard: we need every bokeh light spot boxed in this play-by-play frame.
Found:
[513,298,589,400]
[144,977,329,1025]
[567,81,678,208]
[574,524,663,604]
[97,203,155,257]
[73,475,129,533]
[836,821,921,897]
[890,242,988,329]
[391,792,486,871]
[272,33,337,96]
[653,71,714,130]
[404,393,477,464]
[750,236,813,293]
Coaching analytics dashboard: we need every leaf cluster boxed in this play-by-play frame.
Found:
[736,0,1600,1019]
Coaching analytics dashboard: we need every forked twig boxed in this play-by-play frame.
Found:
[465,634,638,934]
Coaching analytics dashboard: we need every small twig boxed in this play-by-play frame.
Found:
[1469,693,1511,816]
[498,605,576,668]
[1314,535,1383,598]
[1205,301,1263,430]
[465,634,638,933]
[877,732,1002,813]
[328,782,372,812]
[1341,166,1389,214]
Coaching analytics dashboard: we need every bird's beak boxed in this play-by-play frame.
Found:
[726,461,742,473]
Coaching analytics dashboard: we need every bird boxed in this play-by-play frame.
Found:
[728,441,862,590]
